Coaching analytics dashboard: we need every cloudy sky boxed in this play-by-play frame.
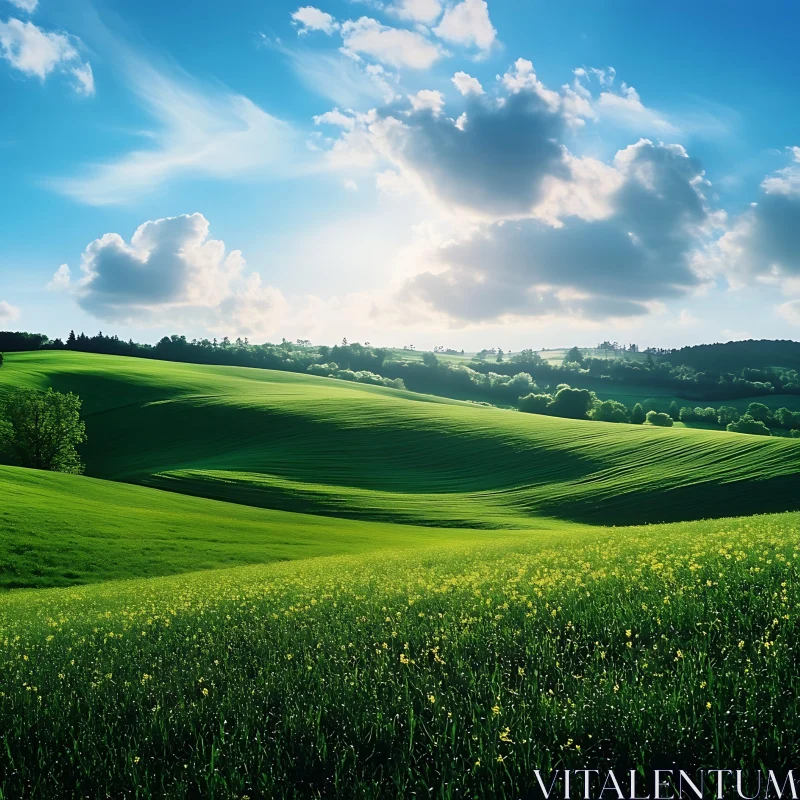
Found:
[2,0,800,350]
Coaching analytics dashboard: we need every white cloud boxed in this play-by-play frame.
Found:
[703,148,800,293]
[6,0,37,12]
[277,41,398,106]
[313,107,357,129]
[341,17,443,69]
[52,57,297,205]
[434,0,496,52]
[291,6,340,35]
[408,88,445,115]
[71,62,94,96]
[72,212,287,339]
[596,84,678,134]
[343,178,358,190]
[0,17,94,96]
[388,0,442,24]
[0,300,20,323]
[451,70,483,96]
[47,263,71,290]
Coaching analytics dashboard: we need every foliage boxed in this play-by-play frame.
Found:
[1,516,799,796]
[646,411,673,427]
[631,403,646,424]
[590,399,630,424]
[517,392,551,414]
[1,388,86,473]
[727,415,772,436]
[746,402,773,423]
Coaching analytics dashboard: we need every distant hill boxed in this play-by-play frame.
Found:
[666,339,800,372]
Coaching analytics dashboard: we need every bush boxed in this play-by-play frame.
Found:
[646,411,674,427]
[631,403,646,424]
[727,415,772,436]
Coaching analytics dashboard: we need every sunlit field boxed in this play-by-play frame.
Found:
[2,514,798,797]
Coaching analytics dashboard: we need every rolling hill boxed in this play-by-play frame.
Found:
[2,351,800,529]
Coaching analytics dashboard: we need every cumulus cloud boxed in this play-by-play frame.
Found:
[388,0,442,24]
[0,17,94,96]
[705,147,800,291]
[317,67,569,218]
[451,70,483,96]
[291,6,339,35]
[341,17,443,69]
[0,300,20,323]
[52,57,296,205]
[434,0,496,52]
[402,139,715,322]
[407,88,444,115]
[47,263,71,290]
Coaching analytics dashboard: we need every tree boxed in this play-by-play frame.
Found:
[727,415,771,436]
[67,330,77,348]
[590,399,630,423]
[668,401,680,421]
[547,386,595,419]
[745,402,772,424]
[631,403,646,424]
[0,352,3,368]
[1,389,86,473]
[518,393,551,414]
[717,406,740,426]
[496,349,504,363]
[646,410,673,427]
[421,351,439,368]
[564,346,584,366]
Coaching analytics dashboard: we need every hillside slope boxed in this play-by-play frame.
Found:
[0,465,525,589]
[2,351,800,526]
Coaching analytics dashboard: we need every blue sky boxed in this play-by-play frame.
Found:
[2,0,800,351]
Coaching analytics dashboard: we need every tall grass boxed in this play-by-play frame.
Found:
[1,514,798,798]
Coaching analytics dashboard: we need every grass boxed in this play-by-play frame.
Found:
[2,352,800,528]
[1,512,798,797]
[2,351,800,795]
[0,465,537,590]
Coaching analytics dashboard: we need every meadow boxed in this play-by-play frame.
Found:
[1,351,800,797]
[1,513,798,797]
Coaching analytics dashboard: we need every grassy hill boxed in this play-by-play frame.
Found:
[0,465,531,589]
[2,351,800,529]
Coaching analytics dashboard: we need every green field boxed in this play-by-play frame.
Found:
[1,351,800,796]
[2,352,800,529]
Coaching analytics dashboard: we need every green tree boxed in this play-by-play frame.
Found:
[631,403,646,424]
[727,415,771,436]
[590,399,630,424]
[1,388,86,473]
[421,352,439,368]
[518,393,551,415]
[646,410,674,427]
[667,401,680,421]
[564,346,584,366]
[745,402,772,424]
[717,406,740,426]
[547,386,595,419]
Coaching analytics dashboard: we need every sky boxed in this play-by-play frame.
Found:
[1,0,800,352]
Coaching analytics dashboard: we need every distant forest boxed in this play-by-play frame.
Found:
[3,330,800,411]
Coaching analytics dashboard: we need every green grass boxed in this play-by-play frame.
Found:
[0,465,538,590]
[2,351,800,795]
[2,352,800,529]
[1,512,798,797]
